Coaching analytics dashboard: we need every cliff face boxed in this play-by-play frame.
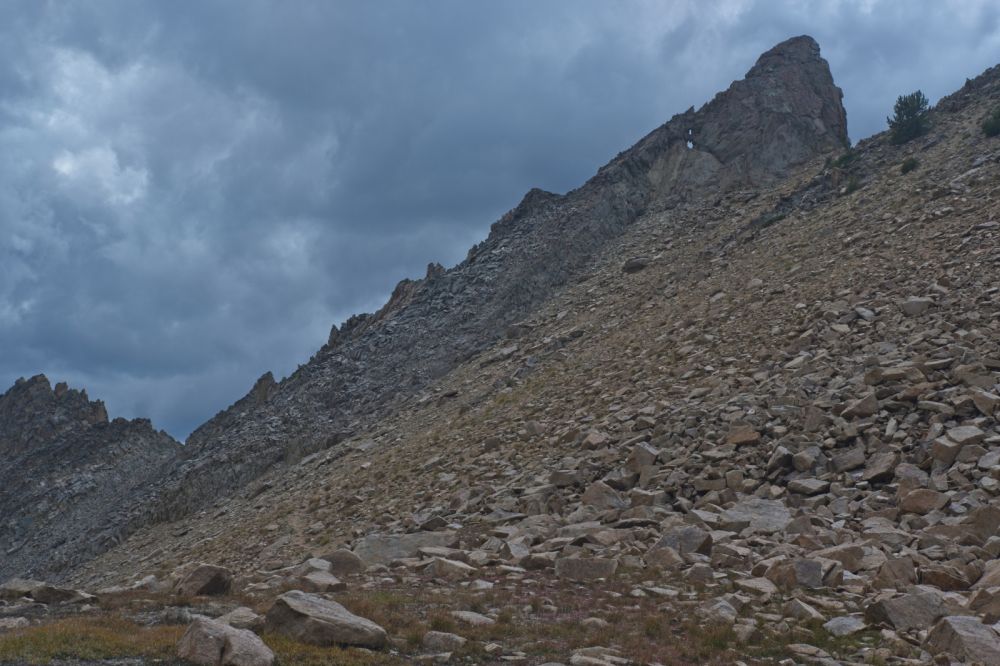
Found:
[166,36,848,517]
[0,375,181,580]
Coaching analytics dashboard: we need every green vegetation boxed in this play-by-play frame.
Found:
[887,90,930,144]
[832,149,858,169]
[262,633,404,666]
[984,106,1000,137]
[845,174,861,194]
[0,616,182,664]
[900,157,919,174]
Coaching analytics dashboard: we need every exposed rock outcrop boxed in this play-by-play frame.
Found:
[0,375,180,581]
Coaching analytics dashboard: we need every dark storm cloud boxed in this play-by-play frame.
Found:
[1,1,997,439]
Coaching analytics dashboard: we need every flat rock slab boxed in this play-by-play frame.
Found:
[823,615,866,637]
[720,498,791,533]
[264,590,387,648]
[555,557,618,580]
[451,610,495,626]
[787,478,830,495]
[352,531,456,565]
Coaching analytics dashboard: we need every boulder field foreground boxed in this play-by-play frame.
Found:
[2,35,1000,665]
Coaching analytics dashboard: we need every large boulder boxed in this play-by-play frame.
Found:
[924,616,1000,664]
[175,564,233,597]
[177,617,274,666]
[323,549,367,575]
[352,532,455,565]
[865,589,955,631]
[0,578,44,601]
[30,584,93,605]
[264,590,387,648]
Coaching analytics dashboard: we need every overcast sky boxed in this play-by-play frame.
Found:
[2,1,998,440]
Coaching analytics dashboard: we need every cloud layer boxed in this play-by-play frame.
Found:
[2,1,998,439]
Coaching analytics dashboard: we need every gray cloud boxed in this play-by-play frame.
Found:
[2,0,998,439]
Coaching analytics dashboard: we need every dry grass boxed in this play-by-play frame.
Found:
[262,632,405,665]
[326,581,775,664]
[0,615,183,664]
[0,582,877,665]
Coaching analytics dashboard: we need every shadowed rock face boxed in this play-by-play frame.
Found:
[0,36,850,579]
[0,375,181,581]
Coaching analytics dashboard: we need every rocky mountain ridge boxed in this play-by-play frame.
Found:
[3,36,1000,665]
[166,34,847,520]
[0,374,180,580]
[5,35,853,583]
[69,47,1000,665]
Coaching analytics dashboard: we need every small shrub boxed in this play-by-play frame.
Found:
[888,90,930,144]
[984,107,1000,137]
[428,613,456,633]
[900,157,919,174]
[844,175,861,194]
[832,149,857,168]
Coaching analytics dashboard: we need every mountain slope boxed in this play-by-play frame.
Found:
[158,34,848,520]
[5,39,1000,666]
[3,35,850,584]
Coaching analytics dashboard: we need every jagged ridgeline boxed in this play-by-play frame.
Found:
[169,35,848,516]
[0,375,180,578]
[4,35,849,581]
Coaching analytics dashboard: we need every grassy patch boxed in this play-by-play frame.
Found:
[745,619,880,662]
[832,150,858,169]
[262,632,405,665]
[982,106,1000,137]
[0,615,183,664]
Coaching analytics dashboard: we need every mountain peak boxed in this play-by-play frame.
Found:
[748,34,822,73]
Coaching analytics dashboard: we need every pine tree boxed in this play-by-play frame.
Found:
[887,91,930,145]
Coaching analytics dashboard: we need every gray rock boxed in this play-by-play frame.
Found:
[823,616,866,637]
[899,296,933,316]
[654,525,713,555]
[787,478,830,495]
[580,481,628,510]
[216,607,263,631]
[0,578,44,600]
[175,564,233,597]
[865,589,952,631]
[555,557,618,581]
[264,590,387,648]
[924,615,1000,664]
[622,257,651,273]
[451,610,495,626]
[423,631,468,651]
[177,617,274,666]
[0,617,29,630]
[720,498,791,533]
[352,531,455,565]
[323,548,367,575]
